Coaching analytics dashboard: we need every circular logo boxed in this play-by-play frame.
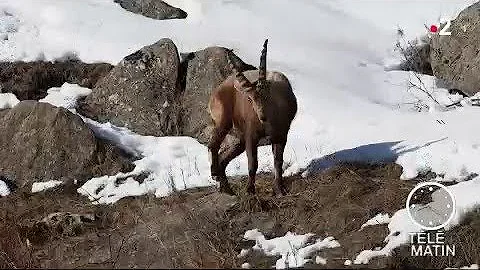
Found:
[406,182,456,230]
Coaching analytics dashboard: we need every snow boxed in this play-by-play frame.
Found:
[447,265,480,270]
[0,0,479,192]
[344,259,352,266]
[315,256,327,265]
[242,229,340,269]
[78,119,216,204]
[31,180,63,193]
[359,213,391,231]
[39,83,91,111]
[0,180,10,196]
[0,0,479,263]
[237,249,249,258]
[241,262,250,269]
[0,92,19,109]
[460,264,479,269]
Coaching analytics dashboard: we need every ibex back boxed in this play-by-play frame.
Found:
[208,39,297,195]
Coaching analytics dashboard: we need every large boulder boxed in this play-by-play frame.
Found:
[0,60,113,100]
[0,101,133,190]
[80,38,256,145]
[181,47,256,144]
[430,2,480,96]
[81,38,182,137]
[114,0,187,20]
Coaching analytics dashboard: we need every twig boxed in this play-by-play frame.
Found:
[396,29,441,106]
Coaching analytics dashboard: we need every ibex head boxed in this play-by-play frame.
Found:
[230,39,269,123]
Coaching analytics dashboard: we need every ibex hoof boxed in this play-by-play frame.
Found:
[219,182,235,195]
[210,167,220,177]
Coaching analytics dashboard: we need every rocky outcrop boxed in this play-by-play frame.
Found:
[430,2,480,96]
[0,101,133,190]
[114,0,187,20]
[0,60,113,100]
[81,39,182,137]
[80,38,256,145]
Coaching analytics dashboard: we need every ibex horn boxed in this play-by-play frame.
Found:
[227,50,255,90]
[258,39,268,89]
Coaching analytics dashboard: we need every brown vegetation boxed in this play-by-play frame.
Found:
[1,162,478,268]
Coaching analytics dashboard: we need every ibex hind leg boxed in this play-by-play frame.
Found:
[272,141,287,196]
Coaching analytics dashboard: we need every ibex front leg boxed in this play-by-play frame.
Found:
[272,142,287,196]
[215,138,245,195]
[246,138,259,194]
[208,126,234,194]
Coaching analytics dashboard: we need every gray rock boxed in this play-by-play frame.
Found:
[0,101,133,190]
[81,38,182,137]
[41,212,96,236]
[114,0,187,20]
[430,2,480,96]
[0,60,113,100]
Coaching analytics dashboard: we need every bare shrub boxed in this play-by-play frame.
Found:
[394,28,443,110]
[395,31,433,75]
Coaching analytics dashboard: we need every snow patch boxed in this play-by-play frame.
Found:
[241,262,250,269]
[237,248,249,258]
[242,229,340,269]
[460,264,479,269]
[359,213,391,231]
[77,118,216,204]
[31,180,63,193]
[0,92,19,109]
[0,180,10,196]
[39,82,92,111]
[447,265,480,270]
[315,256,327,265]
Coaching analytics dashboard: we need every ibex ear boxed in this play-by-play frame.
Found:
[233,72,256,92]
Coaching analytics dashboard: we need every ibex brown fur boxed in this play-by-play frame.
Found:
[208,39,298,195]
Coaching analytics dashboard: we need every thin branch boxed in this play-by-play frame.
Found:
[396,31,441,106]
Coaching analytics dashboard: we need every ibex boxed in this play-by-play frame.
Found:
[208,39,298,195]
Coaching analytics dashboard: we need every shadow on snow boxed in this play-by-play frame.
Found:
[302,137,447,176]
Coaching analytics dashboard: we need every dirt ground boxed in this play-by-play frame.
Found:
[0,162,478,269]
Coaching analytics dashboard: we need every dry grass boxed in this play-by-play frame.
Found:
[0,217,38,268]
[1,162,479,269]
